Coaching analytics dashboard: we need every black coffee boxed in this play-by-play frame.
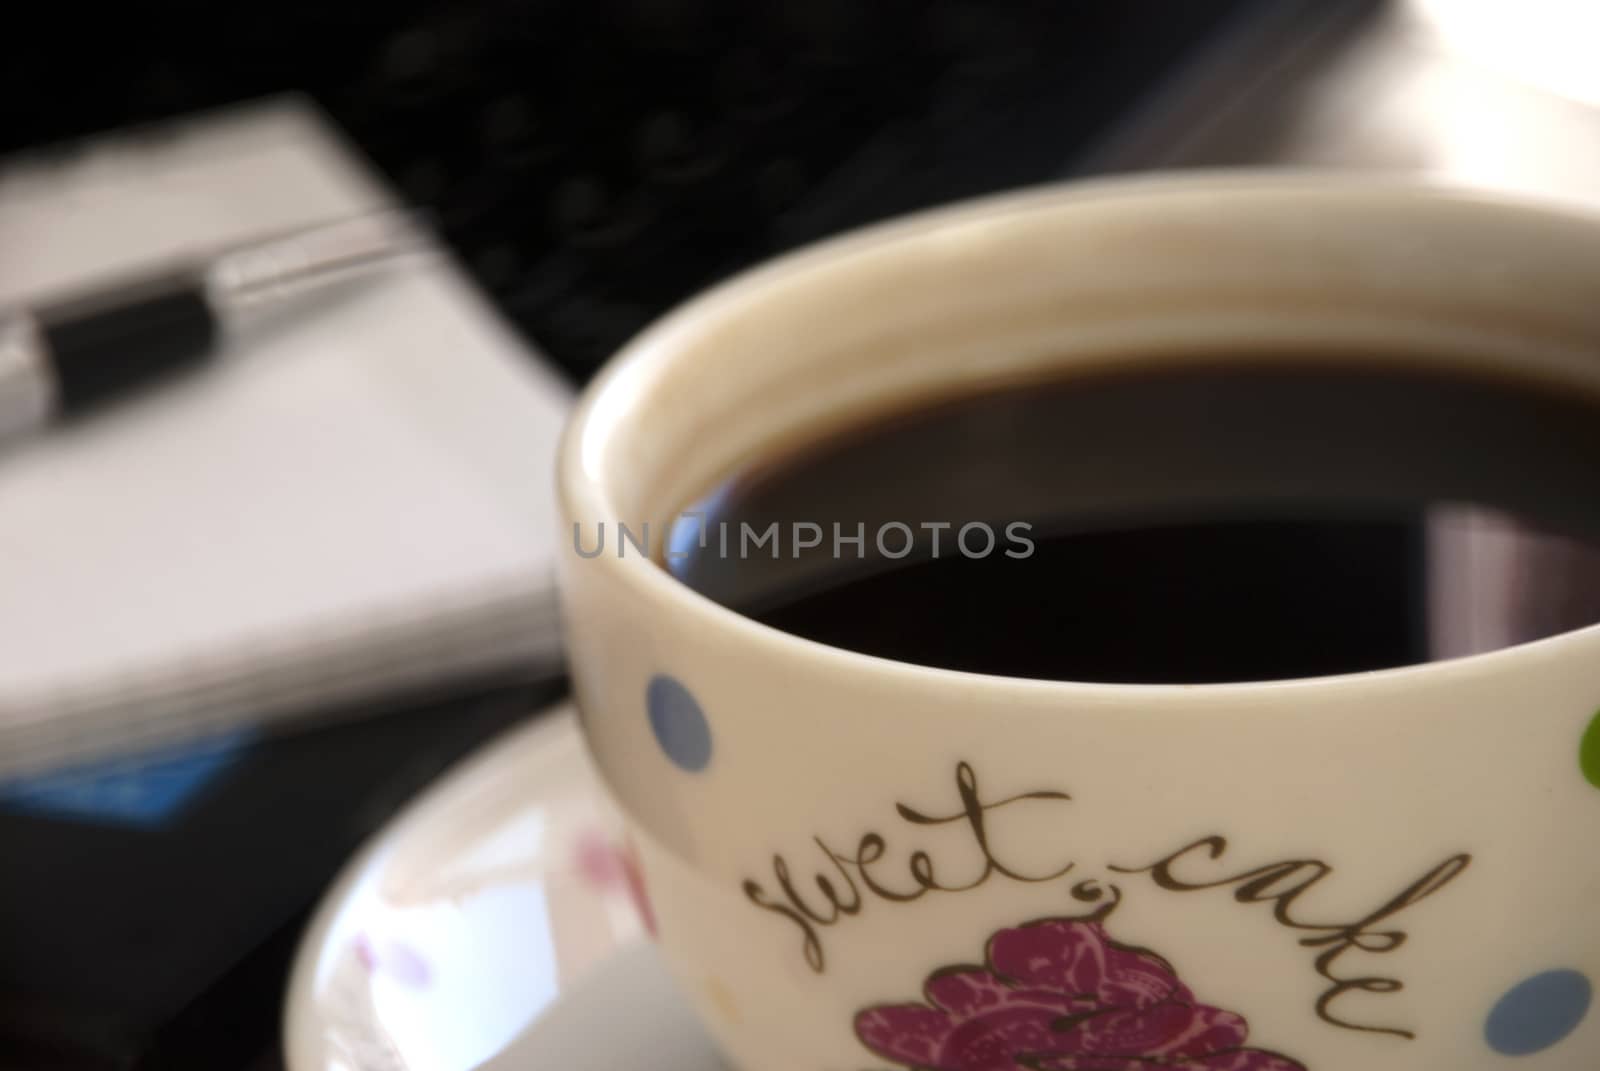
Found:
[666,361,1600,683]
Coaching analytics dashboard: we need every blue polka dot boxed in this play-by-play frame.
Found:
[1485,969,1591,1055]
[646,674,712,772]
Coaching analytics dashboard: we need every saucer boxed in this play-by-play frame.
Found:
[488,939,727,1071]
[284,702,721,1070]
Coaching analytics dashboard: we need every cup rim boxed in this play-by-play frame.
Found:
[557,169,1600,703]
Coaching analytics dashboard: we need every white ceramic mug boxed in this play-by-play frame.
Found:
[556,174,1600,1071]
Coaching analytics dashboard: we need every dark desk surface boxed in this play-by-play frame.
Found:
[0,680,565,1070]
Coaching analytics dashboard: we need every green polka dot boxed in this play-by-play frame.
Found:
[1583,708,1600,789]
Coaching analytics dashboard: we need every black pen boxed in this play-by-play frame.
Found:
[0,209,431,437]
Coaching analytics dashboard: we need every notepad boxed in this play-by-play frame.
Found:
[0,97,572,778]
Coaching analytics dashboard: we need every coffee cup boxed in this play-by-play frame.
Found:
[556,174,1600,1070]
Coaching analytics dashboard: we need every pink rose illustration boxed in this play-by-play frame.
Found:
[352,934,432,989]
[855,915,1304,1071]
[574,830,657,936]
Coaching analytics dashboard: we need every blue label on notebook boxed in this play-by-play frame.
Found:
[0,728,255,828]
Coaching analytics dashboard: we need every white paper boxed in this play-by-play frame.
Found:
[0,97,572,775]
